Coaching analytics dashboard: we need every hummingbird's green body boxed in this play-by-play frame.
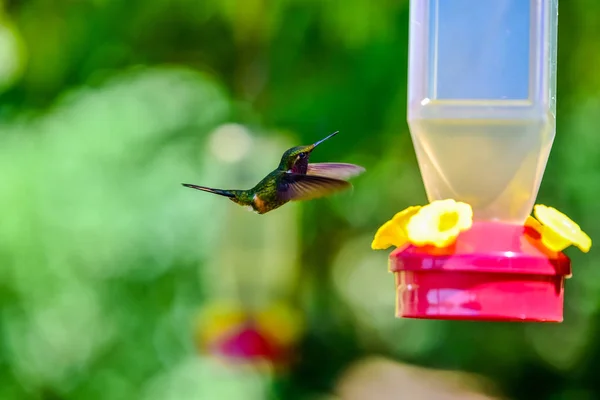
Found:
[182,131,365,214]
[209,170,289,214]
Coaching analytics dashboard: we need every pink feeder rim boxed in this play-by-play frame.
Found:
[389,221,572,322]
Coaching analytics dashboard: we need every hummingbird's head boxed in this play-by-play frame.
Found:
[279,131,339,173]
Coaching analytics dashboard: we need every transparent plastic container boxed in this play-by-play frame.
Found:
[407,0,558,223]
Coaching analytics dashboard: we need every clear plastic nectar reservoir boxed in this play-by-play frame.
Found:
[407,0,558,223]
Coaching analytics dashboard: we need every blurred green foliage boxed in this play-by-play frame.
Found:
[1,0,600,399]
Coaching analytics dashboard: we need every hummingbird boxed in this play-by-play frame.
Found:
[182,131,365,214]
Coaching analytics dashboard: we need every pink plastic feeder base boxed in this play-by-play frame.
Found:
[389,221,572,322]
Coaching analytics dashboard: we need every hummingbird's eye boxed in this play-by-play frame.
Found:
[299,153,306,159]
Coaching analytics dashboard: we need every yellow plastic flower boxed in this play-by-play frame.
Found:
[532,204,592,253]
[525,215,543,233]
[406,199,473,248]
[371,206,422,250]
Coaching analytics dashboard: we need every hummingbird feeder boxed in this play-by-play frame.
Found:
[372,0,591,322]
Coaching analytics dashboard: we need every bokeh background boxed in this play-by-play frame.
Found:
[1,0,599,399]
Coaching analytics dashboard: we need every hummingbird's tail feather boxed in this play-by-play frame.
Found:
[181,183,236,198]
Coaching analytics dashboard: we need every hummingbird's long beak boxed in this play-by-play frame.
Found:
[313,131,339,148]
[182,183,235,198]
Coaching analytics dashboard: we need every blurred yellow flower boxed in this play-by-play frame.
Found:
[371,206,422,250]
[195,303,246,348]
[194,301,304,366]
[255,303,303,348]
[531,205,592,253]
[406,199,473,248]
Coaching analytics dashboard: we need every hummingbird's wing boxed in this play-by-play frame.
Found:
[307,163,365,180]
[277,173,351,201]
